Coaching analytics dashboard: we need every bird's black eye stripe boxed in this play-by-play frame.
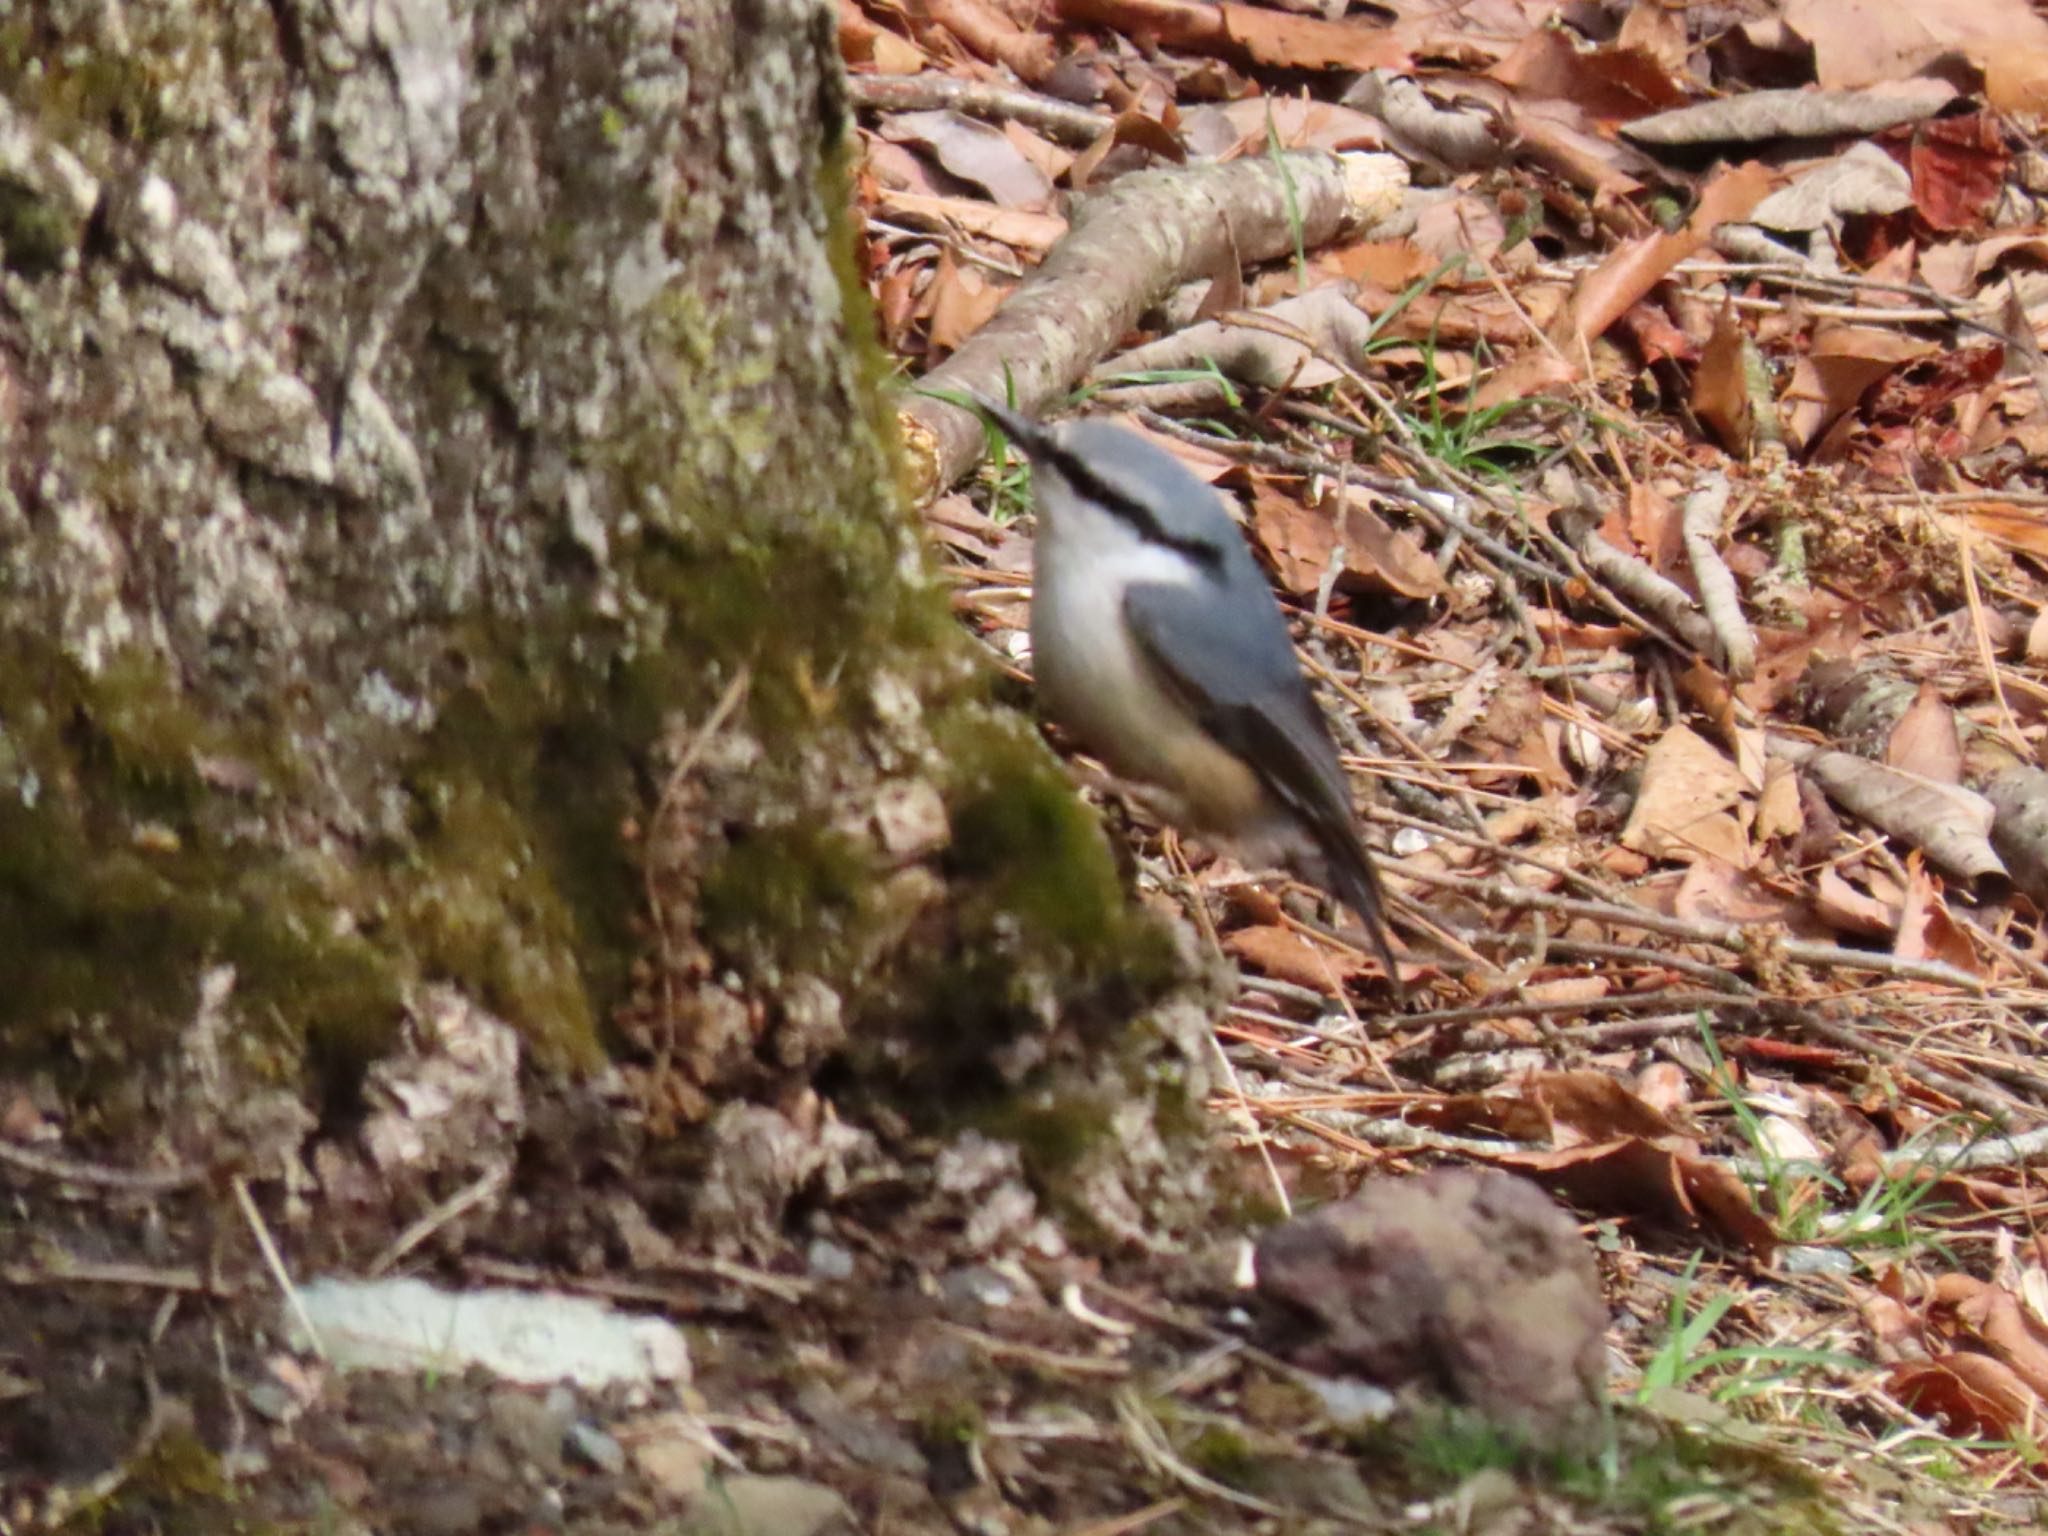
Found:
[1030,439,1226,570]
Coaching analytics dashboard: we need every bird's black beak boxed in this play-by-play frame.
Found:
[961,390,1052,457]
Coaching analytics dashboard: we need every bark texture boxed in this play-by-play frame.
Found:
[0,0,1222,1259]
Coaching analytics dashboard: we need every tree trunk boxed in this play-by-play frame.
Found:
[0,0,1201,1222]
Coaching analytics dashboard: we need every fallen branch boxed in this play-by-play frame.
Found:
[846,72,1113,147]
[901,151,1407,496]
[1396,861,1988,992]
[1681,473,1756,680]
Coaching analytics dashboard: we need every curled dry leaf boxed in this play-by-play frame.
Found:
[919,0,1060,82]
[1098,284,1376,393]
[1783,742,2007,883]
[1813,866,1899,938]
[1622,82,1955,147]
[1691,299,1755,456]
[1343,70,1499,171]
[1489,26,1687,123]
[1680,474,1757,680]
[927,249,1012,354]
[1782,323,1935,451]
[875,187,1068,255]
[1887,1355,2041,1439]
[1986,765,2048,906]
[1338,491,1448,601]
[1931,1274,2048,1398]
[1746,141,1914,235]
[1754,759,1805,843]
[1054,0,1412,73]
[1495,1138,1778,1258]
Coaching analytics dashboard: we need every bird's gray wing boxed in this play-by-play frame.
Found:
[1122,579,1402,990]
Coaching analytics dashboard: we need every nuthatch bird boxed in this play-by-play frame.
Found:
[968,396,1403,994]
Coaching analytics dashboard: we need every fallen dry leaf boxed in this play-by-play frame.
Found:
[1893,857,1983,975]
[1224,923,1370,992]
[1495,1138,1778,1258]
[1814,866,1900,938]
[874,187,1068,254]
[1692,298,1754,456]
[1905,112,2010,234]
[1489,27,1685,122]
[1884,681,1963,786]
[1784,0,2048,92]
[927,249,1012,354]
[1477,161,1771,408]
[882,110,1056,210]
[1622,81,1954,147]
[1782,323,1935,452]
[1794,747,2006,883]
[1622,723,1753,866]
[1887,1355,2040,1439]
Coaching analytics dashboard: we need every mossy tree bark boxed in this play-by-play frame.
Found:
[0,0,1204,1230]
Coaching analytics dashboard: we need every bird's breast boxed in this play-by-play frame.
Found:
[1029,537,1269,835]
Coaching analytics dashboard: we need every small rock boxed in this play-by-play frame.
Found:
[686,1475,855,1536]
[1255,1169,1608,1452]
[567,1421,626,1475]
[805,1238,854,1281]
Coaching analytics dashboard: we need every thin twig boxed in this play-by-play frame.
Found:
[0,1138,205,1193]
[234,1174,325,1361]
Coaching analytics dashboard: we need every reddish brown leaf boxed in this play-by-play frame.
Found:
[1907,113,2010,234]
[1623,482,1684,575]
[1893,858,1983,975]
[1221,2,1409,70]
[1054,0,1411,72]
[1726,1036,1858,1070]
[1490,27,1686,122]
[1338,496,1449,601]
[1616,303,1696,368]
[1523,1071,1685,1145]
[1930,1275,2048,1398]
[1884,681,1962,786]
[1692,298,1753,455]
[1476,161,1771,408]
[927,250,1011,354]
[1813,867,1900,939]
[1493,1138,1777,1257]
[1224,924,1370,993]
[1782,323,1933,452]
[1887,1356,2040,1440]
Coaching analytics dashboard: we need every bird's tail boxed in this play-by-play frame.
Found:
[1319,822,1406,1004]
